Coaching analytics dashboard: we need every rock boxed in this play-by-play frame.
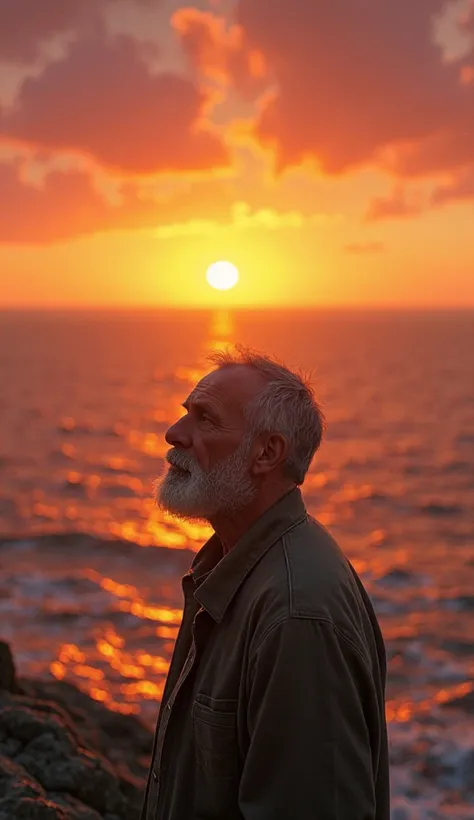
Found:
[0,641,22,694]
[0,756,70,820]
[20,679,153,782]
[0,643,153,819]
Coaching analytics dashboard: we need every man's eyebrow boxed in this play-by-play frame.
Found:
[182,398,219,416]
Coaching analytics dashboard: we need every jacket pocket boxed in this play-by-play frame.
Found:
[192,698,240,818]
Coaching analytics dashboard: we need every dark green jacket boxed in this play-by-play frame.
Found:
[141,488,390,819]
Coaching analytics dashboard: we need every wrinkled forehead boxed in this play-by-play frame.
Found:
[187,365,266,420]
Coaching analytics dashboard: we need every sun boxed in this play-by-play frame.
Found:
[206,261,239,291]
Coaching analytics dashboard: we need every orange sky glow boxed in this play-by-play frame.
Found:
[1,0,474,308]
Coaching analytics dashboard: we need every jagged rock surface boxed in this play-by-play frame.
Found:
[0,642,153,820]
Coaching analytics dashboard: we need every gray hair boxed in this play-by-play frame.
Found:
[207,345,326,485]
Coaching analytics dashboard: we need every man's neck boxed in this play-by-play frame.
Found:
[210,483,296,555]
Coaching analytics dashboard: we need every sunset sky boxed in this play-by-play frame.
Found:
[1,0,474,308]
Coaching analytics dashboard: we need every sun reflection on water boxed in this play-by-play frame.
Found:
[50,620,172,716]
[386,680,474,724]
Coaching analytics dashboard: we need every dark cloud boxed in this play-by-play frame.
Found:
[0,0,104,63]
[1,33,229,173]
[229,0,474,176]
[0,0,155,63]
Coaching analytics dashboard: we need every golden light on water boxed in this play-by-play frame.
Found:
[206,261,239,291]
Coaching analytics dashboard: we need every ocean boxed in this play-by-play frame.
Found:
[0,308,473,819]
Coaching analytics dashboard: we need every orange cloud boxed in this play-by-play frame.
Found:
[229,0,474,176]
[1,32,229,174]
[0,160,150,243]
[431,166,474,205]
[0,160,339,244]
[172,7,268,96]
[460,65,474,86]
[365,188,424,222]
[154,200,335,238]
[383,130,474,178]
[0,160,234,244]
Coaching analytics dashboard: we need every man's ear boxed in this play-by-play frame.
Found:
[251,433,289,475]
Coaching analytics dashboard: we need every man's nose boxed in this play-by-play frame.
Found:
[165,416,192,449]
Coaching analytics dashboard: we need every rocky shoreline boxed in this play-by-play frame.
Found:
[0,642,152,820]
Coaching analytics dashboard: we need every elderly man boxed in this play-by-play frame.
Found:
[141,347,390,820]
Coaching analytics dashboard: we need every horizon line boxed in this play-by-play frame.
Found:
[1,303,473,313]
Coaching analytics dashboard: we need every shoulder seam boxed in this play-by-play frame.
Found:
[249,616,290,661]
[332,624,371,668]
[249,614,371,670]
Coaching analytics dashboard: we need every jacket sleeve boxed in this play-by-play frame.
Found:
[238,617,381,820]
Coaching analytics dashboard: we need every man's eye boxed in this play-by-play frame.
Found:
[196,408,212,422]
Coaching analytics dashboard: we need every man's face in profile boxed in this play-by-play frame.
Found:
[155,366,265,521]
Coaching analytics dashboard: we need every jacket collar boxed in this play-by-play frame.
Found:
[188,488,307,623]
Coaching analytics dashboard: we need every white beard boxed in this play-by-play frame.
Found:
[155,437,256,522]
